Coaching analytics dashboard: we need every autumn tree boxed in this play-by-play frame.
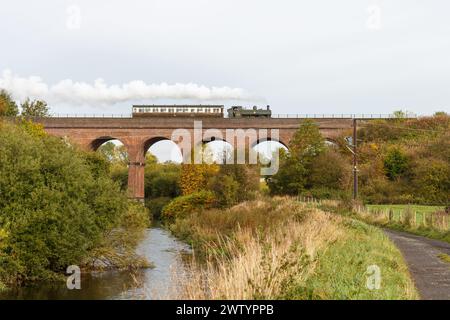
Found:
[0,90,19,116]
[98,141,129,165]
[267,120,327,196]
[20,98,50,117]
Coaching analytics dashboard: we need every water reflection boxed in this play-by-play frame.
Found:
[0,225,191,300]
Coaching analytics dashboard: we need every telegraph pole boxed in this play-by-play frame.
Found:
[352,118,358,201]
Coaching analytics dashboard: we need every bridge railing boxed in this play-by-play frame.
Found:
[271,113,417,119]
[49,113,418,119]
[50,113,133,118]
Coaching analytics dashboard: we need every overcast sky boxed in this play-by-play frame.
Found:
[1,0,450,116]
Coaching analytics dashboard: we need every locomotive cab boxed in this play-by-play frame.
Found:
[227,105,271,118]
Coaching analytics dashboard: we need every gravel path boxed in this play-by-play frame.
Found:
[384,229,450,300]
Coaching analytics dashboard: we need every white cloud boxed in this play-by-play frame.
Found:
[0,69,259,107]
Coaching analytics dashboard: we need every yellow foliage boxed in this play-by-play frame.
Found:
[0,99,6,115]
[180,163,219,195]
[0,228,9,250]
[19,119,47,138]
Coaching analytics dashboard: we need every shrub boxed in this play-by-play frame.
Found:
[384,147,409,180]
[267,152,306,196]
[411,158,450,205]
[0,90,19,116]
[110,165,128,190]
[0,122,128,284]
[145,162,181,197]
[308,149,350,190]
[120,201,151,230]
[147,171,180,198]
[146,197,172,218]
[161,190,215,221]
[209,175,240,208]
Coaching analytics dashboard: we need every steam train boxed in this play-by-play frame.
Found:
[132,105,271,118]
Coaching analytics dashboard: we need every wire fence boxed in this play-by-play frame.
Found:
[50,113,133,118]
[271,113,417,119]
[295,196,449,231]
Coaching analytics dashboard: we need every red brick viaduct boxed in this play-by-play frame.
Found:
[36,117,354,200]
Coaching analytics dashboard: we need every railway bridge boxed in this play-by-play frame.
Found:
[36,116,356,200]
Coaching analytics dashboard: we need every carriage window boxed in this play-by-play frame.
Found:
[160,108,166,112]
[139,108,143,113]
[169,108,174,113]
[198,108,203,112]
[191,109,196,112]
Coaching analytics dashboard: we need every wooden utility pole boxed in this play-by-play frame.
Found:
[352,119,358,200]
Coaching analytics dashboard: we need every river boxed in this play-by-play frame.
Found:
[0,224,192,300]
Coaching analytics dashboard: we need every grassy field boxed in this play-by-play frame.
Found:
[283,219,417,300]
[367,204,446,226]
[169,197,418,300]
[322,202,450,244]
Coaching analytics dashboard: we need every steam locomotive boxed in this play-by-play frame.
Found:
[132,105,271,118]
[227,105,272,118]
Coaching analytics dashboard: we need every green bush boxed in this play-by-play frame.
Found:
[0,122,128,284]
[308,149,349,190]
[146,197,172,218]
[267,120,327,196]
[120,201,151,230]
[0,90,19,116]
[210,175,240,208]
[267,151,307,195]
[110,165,128,190]
[383,147,409,180]
[161,190,215,221]
[411,158,450,205]
[145,162,181,199]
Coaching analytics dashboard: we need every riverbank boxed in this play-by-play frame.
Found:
[81,202,153,272]
[167,197,418,299]
[0,224,191,300]
[0,121,154,290]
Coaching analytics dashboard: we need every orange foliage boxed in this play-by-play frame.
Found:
[180,163,219,195]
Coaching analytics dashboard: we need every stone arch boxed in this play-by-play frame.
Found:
[201,139,234,164]
[325,138,339,148]
[250,137,289,150]
[143,136,173,153]
[143,136,183,163]
[89,136,128,152]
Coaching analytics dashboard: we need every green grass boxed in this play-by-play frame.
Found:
[366,204,446,226]
[367,205,444,215]
[437,254,450,264]
[333,203,450,244]
[284,219,418,300]
[171,198,418,300]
